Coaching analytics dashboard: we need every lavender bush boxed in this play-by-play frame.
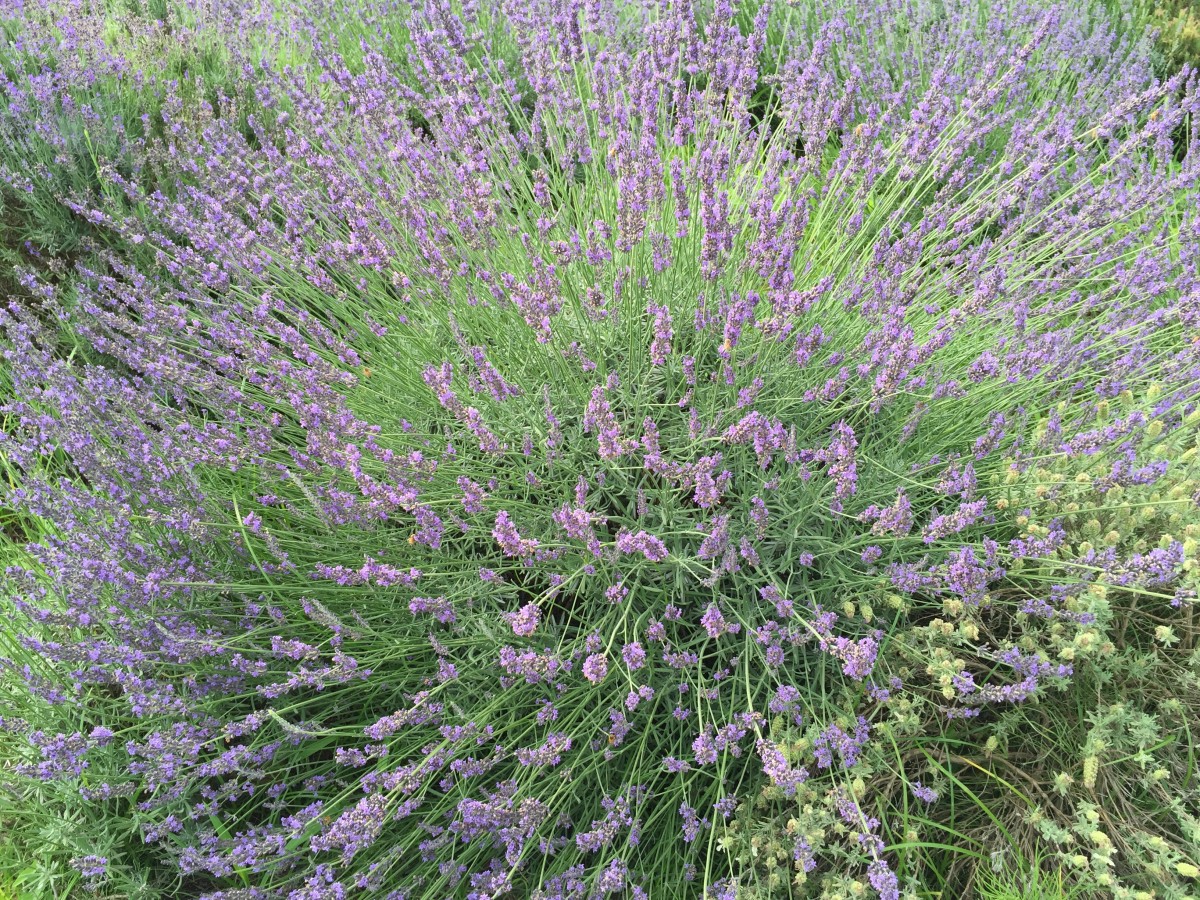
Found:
[1,0,1198,897]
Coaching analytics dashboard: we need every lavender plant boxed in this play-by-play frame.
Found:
[0,0,1198,897]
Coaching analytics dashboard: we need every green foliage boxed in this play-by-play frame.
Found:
[1148,0,1200,75]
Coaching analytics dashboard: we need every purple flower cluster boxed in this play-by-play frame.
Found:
[756,739,809,796]
[614,529,669,562]
[861,491,914,536]
[814,717,873,770]
[583,380,636,461]
[310,794,389,862]
[582,653,609,684]
[493,511,539,559]
[505,603,540,637]
[647,302,674,366]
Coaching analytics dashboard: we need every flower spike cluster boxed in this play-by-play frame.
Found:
[0,0,1198,898]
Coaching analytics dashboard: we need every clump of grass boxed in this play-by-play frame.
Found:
[974,849,1087,900]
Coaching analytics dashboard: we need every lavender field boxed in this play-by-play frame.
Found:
[0,0,1198,897]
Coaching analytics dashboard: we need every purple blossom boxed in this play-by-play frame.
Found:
[868,859,900,900]
[822,422,859,505]
[408,596,455,624]
[310,793,389,861]
[794,838,816,873]
[701,603,740,639]
[860,491,914,536]
[756,738,808,795]
[937,461,978,498]
[595,858,627,894]
[457,477,487,514]
[553,503,603,558]
[515,732,572,767]
[453,782,550,867]
[492,511,538,558]
[722,411,789,468]
[575,792,640,854]
[505,603,540,637]
[582,653,609,684]
[714,796,739,820]
[911,781,939,803]
[624,684,656,710]
[615,529,669,562]
[621,642,647,671]
[769,685,804,726]
[605,581,629,604]
[583,382,635,460]
[678,802,709,843]
[761,584,793,618]
[686,455,732,508]
[71,855,108,880]
[828,634,881,681]
[697,515,732,562]
[923,498,992,543]
[498,647,567,685]
[814,717,872,769]
[648,302,674,365]
[89,726,115,745]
